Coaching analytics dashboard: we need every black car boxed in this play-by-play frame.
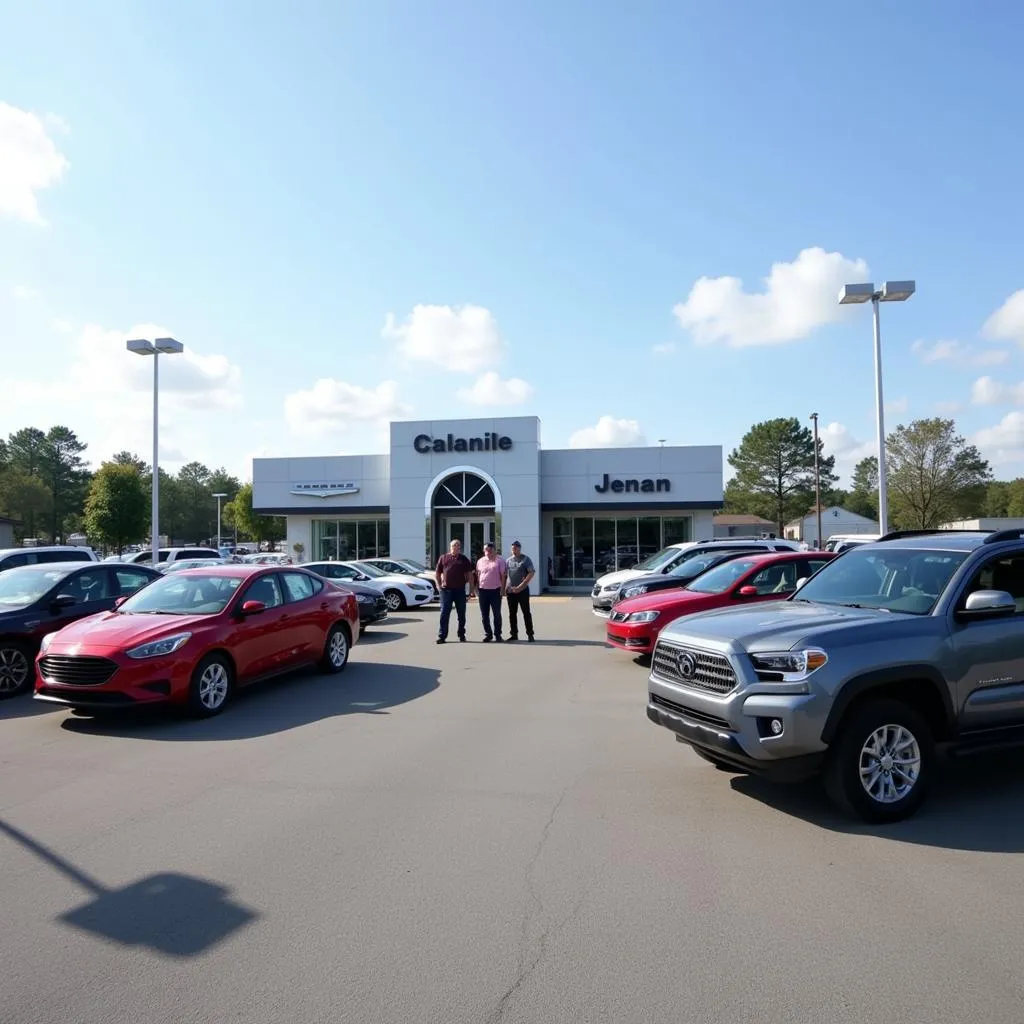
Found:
[613,548,764,604]
[312,575,388,634]
[0,561,161,698]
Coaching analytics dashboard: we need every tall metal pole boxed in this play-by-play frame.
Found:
[152,352,160,567]
[811,412,822,548]
[872,297,889,535]
[215,496,223,550]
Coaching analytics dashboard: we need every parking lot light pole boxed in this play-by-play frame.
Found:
[810,412,822,548]
[126,337,184,567]
[838,280,915,535]
[213,493,228,551]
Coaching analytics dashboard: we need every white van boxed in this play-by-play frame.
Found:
[591,537,799,616]
[121,546,222,565]
[824,533,881,553]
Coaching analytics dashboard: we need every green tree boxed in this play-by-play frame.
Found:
[886,418,992,529]
[6,427,48,476]
[0,468,52,539]
[207,467,241,499]
[223,483,283,546]
[1005,479,1024,518]
[175,461,214,541]
[845,456,879,520]
[41,426,90,542]
[727,417,837,534]
[84,463,149,553]
[112,451,149,475]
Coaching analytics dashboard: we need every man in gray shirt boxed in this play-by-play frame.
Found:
[505,540,535,642]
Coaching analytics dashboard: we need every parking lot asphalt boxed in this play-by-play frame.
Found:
[3,597,1024,1023]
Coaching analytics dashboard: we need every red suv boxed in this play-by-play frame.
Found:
[605,551,834,657]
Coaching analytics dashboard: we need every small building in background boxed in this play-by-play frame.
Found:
[713,513,777,539]
[0,516,18,549]
[941,517,1024,532]
[785,506,879,545]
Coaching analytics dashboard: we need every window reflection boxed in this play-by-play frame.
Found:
[311,519,390,560]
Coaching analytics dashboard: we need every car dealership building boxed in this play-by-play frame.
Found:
[253,416,723,594]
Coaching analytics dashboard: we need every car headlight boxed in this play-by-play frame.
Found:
[409,583,430,592]
[622,585,648,599]
[125,632,193,660]
[40,631,59,654]
[626,610,660,623]
[602,582,622,594]
[750,649,828,680]
[356,594,374,604]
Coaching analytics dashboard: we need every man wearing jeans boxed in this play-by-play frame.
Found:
[475,542,507,642]
[435,539,474,644]
[505,540,536,642]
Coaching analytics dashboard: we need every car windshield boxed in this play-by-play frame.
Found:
[685,558,762,595]
[0,567,66,608]
[400,559,428,572]
[634,546,686,572]
[668,551,746,580]
[118,573,243,615]
[794,547,968,615]
[350,561,386,578]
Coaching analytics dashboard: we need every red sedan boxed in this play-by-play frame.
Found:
[34,565,359,717]
[605,551,834,656]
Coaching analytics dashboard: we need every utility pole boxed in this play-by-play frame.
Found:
[810,412,823,549]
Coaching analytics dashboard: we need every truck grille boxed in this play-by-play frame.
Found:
[649,693,732,731]
[652,643,736,695]
[39,655,118,686]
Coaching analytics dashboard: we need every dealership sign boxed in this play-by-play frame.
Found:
[594,474,670,494]
[414,432,513,454]
[289,482,360,498]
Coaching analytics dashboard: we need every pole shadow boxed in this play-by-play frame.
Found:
[728,750,1024,853]
[0,820,258,958]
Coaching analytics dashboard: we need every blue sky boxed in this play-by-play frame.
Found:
[2,0,1024,484]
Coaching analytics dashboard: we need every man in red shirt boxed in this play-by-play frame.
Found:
[435,539,474,644]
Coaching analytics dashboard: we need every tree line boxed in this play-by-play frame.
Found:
[0,426,284,552]
[724,416,999,534]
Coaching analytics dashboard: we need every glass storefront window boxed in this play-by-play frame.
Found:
[663,517,692,546]
[313,520,337,562]
[553,517,572,586]
[311,519,390,560]
[339,522,357,560]
[638,517,661,563]
[357,521,379,559]
[594,518,615,576]
[378,519,390,558]
[615,517,638,570]
[573,517,593,580]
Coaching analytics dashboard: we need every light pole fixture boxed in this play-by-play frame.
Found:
[838,280,915,535]
[126,336,184,567]
[810,412,823,549]
[213,493,228,551]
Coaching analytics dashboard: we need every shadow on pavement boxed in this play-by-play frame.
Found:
[0,819,258,957]
[0,695,61,720]
[729,751,1024,853]
[357,630,408,644]
[60,662,440,742]
[378,615,423,625]
[526,639,608,648]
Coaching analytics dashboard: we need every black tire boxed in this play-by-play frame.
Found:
[824,698,934,823]
[186,654,234,718]
[0,640,33,699]
[694,749,745,773]
[320,623,351,674]
[383,589,406,612]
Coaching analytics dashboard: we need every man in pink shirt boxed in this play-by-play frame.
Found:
[474,541,508,642]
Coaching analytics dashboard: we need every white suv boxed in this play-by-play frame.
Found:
[121,546,222,565]
[591,538,799,616]
[0,546,99,574]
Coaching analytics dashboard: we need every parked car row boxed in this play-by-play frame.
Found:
[617,527,1024,825]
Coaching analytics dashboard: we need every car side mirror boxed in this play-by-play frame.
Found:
[958,589,1016,620]
[240,600,266,615]
[795,578,808,591]
[737,585,758,597]
[51,593,77,611]
[113,595,128,608]
[356,574,370,582]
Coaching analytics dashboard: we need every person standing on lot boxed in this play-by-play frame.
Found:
[505,540,536,642]
[475,541,508,642]
[435,539,474,644]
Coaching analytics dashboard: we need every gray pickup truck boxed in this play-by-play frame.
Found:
[647,529,1024,822]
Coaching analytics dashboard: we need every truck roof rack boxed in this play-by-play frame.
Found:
[983,528,1024,545]
[878,529,989,542]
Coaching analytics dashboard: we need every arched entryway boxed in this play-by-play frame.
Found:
[424,466,502,565]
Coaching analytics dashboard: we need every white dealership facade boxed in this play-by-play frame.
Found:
[253,416,723,593]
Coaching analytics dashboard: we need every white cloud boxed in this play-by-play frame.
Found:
[284,378,410,438]
[983,290,1024,346]
[652,342,675,356]
[974,412,1024,468]
[53,318,73,334]
[383,304,502,372]
[886,396,909,417]
[820,421,875,484]
[911,338,1009,367]
[971,376,1024,406]
[11,284,36,299]
[568,415,645,449]
[673,246,869,348]
[0,101,70,224]
[457,371,534,407]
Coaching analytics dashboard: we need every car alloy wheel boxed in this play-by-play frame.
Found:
[320,624,350,674]
[858,724,922,804]
[384,590,404,611]
[0,644,30,698]
[198,662,230,710]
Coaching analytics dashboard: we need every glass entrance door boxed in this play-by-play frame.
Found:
[446,518,495,561]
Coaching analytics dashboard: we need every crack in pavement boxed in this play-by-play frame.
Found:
[487,782,586,1024]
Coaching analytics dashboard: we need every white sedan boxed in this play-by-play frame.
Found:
[305,560,435,612]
